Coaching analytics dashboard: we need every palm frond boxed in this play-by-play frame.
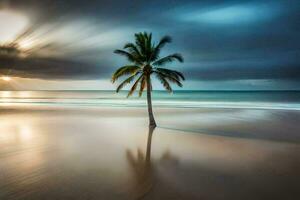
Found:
[154,71,183,87]
[135,33,147,56]
[114,49,142,64]
[151,35,172,61]
[123,43,143,60]
[152,53,183,66]
[112,65,140,83]
[157,36,172,49]
[127,74,143,97]
[139,75,146,97]
[155,68,185,81]
[155,73,173,93]
[116,73,140,93]
[145,33,152,61]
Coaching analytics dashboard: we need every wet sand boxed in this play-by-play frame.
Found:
[0,105,299,200]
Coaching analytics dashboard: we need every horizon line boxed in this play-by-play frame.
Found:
[1,89,300,92]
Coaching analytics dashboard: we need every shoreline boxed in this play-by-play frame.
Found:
[1,101,300,111]
[1,105,300,142]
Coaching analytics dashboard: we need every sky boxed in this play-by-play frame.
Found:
[0,0,299,90]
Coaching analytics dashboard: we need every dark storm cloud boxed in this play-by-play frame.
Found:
[185,63,300,81]
[183,50,300,81]
[0,47,111,80]
[0,0,300,87]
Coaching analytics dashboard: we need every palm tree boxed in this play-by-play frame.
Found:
[112,32,185,127]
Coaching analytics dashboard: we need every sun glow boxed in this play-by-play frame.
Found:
[2,76,11,81]
[0,10,29,44]
[18,39,34,50]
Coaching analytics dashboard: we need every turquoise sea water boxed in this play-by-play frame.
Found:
[0,90,300,110]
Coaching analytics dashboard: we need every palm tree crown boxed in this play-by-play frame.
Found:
[112,32,185,97]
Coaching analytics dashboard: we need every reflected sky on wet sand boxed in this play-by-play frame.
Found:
[0,106,299,200]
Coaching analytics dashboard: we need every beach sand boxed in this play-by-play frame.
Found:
[0,105,299,200]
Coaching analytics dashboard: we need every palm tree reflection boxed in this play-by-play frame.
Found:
[126,126,155,199]
[126,126,180,200]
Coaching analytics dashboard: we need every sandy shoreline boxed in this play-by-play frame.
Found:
[0,105,299,199]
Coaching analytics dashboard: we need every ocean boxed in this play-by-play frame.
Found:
[0,90,300,110]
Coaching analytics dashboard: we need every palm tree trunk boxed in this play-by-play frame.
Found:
[145,126,155,163]
[146,75,156,127]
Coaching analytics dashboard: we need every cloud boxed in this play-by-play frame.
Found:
[1,0,300,90]
[0,49,112,80]
[178,2,281,25]
[185,63,300,81]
